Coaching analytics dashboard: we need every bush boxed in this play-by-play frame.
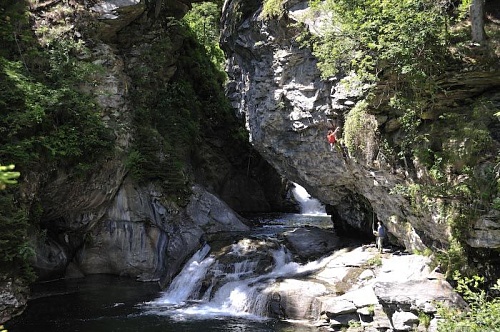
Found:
[438,273,500,331]
[343,100,378,162]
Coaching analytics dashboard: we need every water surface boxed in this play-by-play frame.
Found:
[7,274,321,332]
[6,214,331,332]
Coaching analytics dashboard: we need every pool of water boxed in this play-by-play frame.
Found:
[6,275,318,332]
[6,214,332,332]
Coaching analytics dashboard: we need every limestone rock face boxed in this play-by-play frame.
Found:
[75,182,248,282]
[221,0,438,251]
[468,210,500,248]
[91,0,146,41]
[24,0,288,284]
[187,185,250,233]
[220,0,500,253]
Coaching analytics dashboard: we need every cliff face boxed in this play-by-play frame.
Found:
[27,0,295,280]
[2,0,500,324]
[220,0,500,252]
[0,0,292,322]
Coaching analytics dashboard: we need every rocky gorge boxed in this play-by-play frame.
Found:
[1,0,500,330]
[221,0,500,252]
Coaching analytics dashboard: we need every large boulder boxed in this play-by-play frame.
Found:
[75,182,248,282]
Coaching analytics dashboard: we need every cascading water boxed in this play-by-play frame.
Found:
[142,237,331,321]
[10,213,336,332]
[156,244,214,305]
[291,183,326,215]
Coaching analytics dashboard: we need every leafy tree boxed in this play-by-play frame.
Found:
[261,0,285,18]
[183,2,226,72]
[312,0,449,92]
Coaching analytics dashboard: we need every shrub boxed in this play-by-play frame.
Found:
[343,100,378,162]
[438,273,500,331]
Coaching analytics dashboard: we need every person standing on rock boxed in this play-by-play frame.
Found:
[374,221,386,253]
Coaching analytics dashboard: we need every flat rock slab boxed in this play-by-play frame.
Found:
[283,226,343,259]
[374,279,467,310]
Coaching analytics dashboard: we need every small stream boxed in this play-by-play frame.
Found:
[7,212,333,332]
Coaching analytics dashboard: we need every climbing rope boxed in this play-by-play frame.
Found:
[372,212,376,232]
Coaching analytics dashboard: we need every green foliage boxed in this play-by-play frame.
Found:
[420,102,495,173]
[183,2,226,72]
[261,0,285,19]
[0,164,20,190]
[0,191,34,281]
[418,311,431,328]
[0,57,112,169]
[438,273,500,331]
[0,0,113,172]
[313,0,448,87]
[367,254,382,267]
[435,237,468,278]
[130,93,195,198]
[127,23,235,203]
[347,320,361,328]
[125,150,146,180]
[313,0,452,168]
[409,100,497,206]
[343,100,378,161]
[311,0,498,288]
[493,197,500,210]
[457,0,473,20]
[389,95,423,156]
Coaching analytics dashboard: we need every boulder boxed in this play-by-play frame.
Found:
[187,185,250,233]
[392,311,420,331]
[0,280,27,324]
[373,279,467,312]
[282,226,344,259]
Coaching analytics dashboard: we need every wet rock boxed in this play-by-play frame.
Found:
[31,236,68,281]
[187,185,250,233]
[283,226,343,260]
[271,279,330,320]
[0,279,27,324]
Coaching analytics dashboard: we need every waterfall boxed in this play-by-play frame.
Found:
[144,240,331,321]
[156,244,214,305]
[291,182,326,215]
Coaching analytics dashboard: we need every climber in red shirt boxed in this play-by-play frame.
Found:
[327,127,339,151]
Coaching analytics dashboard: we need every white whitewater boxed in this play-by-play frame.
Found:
[144,241,330,320]
[156,244,214,305]
[291,182,327,215]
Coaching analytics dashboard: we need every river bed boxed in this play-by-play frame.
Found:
[6,213,332,332]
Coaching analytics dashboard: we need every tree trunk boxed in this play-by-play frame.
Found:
[155,0,163,18]
[470,0,486,43]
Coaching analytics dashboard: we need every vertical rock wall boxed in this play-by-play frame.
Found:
[22,0,282,285]
[221,0,442,251]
